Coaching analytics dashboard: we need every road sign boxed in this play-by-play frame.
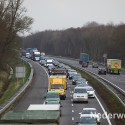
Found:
[16,67,25,78]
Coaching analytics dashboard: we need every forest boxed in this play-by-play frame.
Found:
[23,22,125,65]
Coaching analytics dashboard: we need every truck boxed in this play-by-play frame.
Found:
[32,51,41,61]
[0,104,60,125]
[106,59,121,74]
[48,75,67,99]
[79,53,89,67]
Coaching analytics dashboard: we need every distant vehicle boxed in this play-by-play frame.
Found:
[46,59,54,67]
[106,59,121,74]
[50,68,67,76]
[39,58,46,66]
[76,78,88,85]
[41,52,45,57]
[92,62,99,68]
[98,68,106,75]
[48,65,55,75]
[82,86,95,98]
[72,74,82,85]
[32,51,41,61]
[67,69,77,79]
[25,52,31,58]
[79,108,101,124]
[45,91,60,104]
[79,53,89,67]
[77,115,99,125]
[73,86,88,103]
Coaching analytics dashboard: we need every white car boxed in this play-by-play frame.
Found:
[83,86,95,97]
[73,86,88,103]
[79,108,101,124]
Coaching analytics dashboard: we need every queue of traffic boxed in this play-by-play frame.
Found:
[39,57,101,125]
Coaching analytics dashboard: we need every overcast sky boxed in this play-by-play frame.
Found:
[23,0,125,33]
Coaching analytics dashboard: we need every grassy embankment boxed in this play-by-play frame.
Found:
[70,65,125,125]
[0,58,31,106]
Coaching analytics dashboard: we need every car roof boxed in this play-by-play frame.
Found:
[74,86,87,89]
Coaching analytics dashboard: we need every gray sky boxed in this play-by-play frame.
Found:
[23,0,125,33]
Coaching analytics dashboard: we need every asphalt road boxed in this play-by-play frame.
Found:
[13,58,113,125]
[55,57,125,92]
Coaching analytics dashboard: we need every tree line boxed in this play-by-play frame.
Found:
[23,22,125,65]
[0,0,33,70]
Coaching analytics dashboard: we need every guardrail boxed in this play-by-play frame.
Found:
[0,59,34,116]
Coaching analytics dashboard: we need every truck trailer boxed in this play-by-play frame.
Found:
[106,59,121,74]
[48,75,66,99]
[79,53,89,67]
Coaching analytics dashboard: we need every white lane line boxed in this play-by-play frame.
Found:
[72,117,74,120]
[72,110,74,112]
[72,91,74,93]
[95,94,112,125]
[72,104,74,106]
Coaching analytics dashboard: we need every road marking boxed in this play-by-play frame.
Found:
[72,110,74,112]
[72,117,74,120]
[72,104,74,106]
[95,94,112,125]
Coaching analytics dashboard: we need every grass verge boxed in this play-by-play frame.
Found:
[70,65,125,125]
[0,58,31,105]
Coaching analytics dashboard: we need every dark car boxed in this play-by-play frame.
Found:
[67,69,77,79]
[72,74,82,85]
[98,68,106,75]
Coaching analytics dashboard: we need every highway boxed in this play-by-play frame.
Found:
[54,57,125,92]
[13,58,115,125]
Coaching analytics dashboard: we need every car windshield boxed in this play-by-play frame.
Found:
[82,109,97,114]
[46,93,59,98]
[51,84,64,89]
[46,101,59,104]
[74,88,87,93]
[35,54,40,57]
[79,117,97,124]
[87,87,94,91]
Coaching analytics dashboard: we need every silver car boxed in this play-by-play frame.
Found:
[76,115,98,125]
[73,87,88,103]
[83,86,95,98]
[79,108,101,123]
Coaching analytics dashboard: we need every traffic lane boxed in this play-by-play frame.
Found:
[67,80,109,125]
[14,59,48,111]
[87,66,125,91]
[60,84,74,125]
[57,57,125,91]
